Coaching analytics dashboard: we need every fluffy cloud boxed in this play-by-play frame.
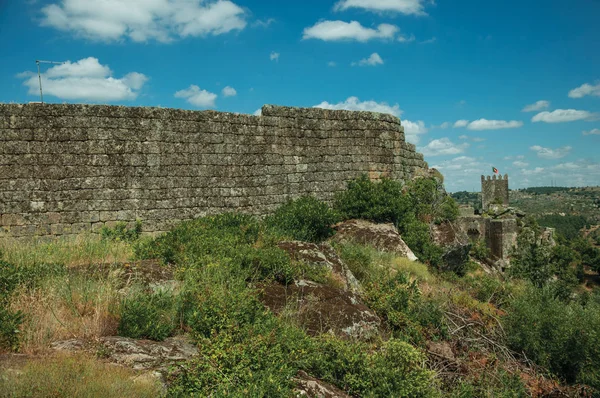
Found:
[531,109,598,123]
[398,33,416,43]
[270,51,280,61]
[174,85,217,108]
[583,128,600,136]
[529,145,572,159]
[402,120,428,144]
[513,160,529,168]
[568,82,600,98]
[453,120,469,128]
[253,108,262,116]
[327,61,337,67]
[437,122,450,129]
[467,119,523,130]
[522,100,550,112]
[353,52,384,66]
[420,37,436,44]
[314,96,401,116]
[40,0,247,42]
[420,138,469,157]
[302,20,398,42]
[18,57,147,102]
[222,86,237,97]
[333,0,429,15]
[432,156,481,172]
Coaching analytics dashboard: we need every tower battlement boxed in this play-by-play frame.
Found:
[481,174,509,210]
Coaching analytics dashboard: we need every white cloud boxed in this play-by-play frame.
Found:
[438,122,450,129]
[583,128,600,136]
[420,138,469,157]
[270,51,280,61]
[522,100,550,112]
[529,145,572,159]
[467,119,523,130]
[402,120,428,144]
[420,37,436,44]
[398,33,415,43]
[432,156,481,172]
[222,86,237,97]
[353,52,384,66]
[174,85,217,108]
[458,135,468,140]
[531,109,598,123]
[314,96,401,116]
[252,18,275,28]
[453,120,469,128]
[18,57,147,102]
[253,108,262,116]
[327,61,337,67]
[333,0,429,15]
[568,82,600,98]
[521,167,545,175]
[552,162,580,170]
[40,0,247,42]
[302,20,398,42]
[513,160,529,167]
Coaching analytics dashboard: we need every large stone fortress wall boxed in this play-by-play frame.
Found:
[0,103,428,238]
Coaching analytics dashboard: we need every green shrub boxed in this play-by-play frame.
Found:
[266,196,339,243]
[504,285,600,389]
[101,221,142,242]
[118,287,177,341]
[0,306,23,351]
[307,336,439,397]
[334,175,410,225]
[470,238,491,262]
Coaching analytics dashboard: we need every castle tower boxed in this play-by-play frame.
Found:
[481,174,509,210]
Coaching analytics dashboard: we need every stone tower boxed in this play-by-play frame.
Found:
[481,174,509,210]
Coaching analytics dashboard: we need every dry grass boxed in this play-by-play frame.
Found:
[391,257,433,282]
[0,234,133,269]
[0,353,164,398]
[10,272,123,354]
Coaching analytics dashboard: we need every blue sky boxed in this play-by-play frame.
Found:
[1,0,599,192]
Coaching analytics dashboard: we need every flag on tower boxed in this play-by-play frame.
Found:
[492,167,499,174]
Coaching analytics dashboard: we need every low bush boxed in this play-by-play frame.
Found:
[0,306,23,352]
[266,196,339,243]
[504,285,600,390]
[101,221,142,242]
[118,287,178,341]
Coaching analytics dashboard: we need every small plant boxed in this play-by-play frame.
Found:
[266,196,339,243]
[470,238,491,261]
[118,287,177,341]
[101,221,142,242]
[0,306,23,352]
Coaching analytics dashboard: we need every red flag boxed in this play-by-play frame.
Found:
[492,167,499,174]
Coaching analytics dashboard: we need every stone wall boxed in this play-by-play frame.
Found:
[481,174,509,210]
[0,103,427,238]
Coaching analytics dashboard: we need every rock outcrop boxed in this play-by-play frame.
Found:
[259,241,381,340]
[431,221,471,274]
[294,371,351,398]
[330,219,417,261]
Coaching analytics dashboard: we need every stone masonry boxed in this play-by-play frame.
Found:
[0,103,428,238]
[481,174,509,210]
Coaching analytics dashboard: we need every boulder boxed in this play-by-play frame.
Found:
[260,280,380,340]
[277,241,361,293]
[51,335,198,371]
[330,219,418,261]
[294,371,351,398]
[431,222,471,274]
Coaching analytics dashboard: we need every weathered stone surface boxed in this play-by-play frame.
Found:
[51,335,198,371]
[431,221,471,274]
[0,103,428,239]
[277,241,360,293]
[294,371,351,398]
[260,280,380,340]
[330,219,418,261]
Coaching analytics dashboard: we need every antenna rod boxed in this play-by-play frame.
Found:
[35,59,66,104]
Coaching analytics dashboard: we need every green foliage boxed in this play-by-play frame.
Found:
[333,175,449,266]
[307,337,439,398]
[536,214,589,240]
[363,271,447,343]
[334,175,410,225]
[101,221,142,242]
[470,238,491,261]
[117,287,177,341]
[0,306,23,352]
[447,370,529,398]
[571,237,600,272]
[504,285,600,389]
[266,196,339,243]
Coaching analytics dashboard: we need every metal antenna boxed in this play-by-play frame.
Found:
[35,60,66,103]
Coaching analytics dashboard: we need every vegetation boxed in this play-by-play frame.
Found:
[536,214,590,240]
[0,355,164,397]
[1,176,599,396]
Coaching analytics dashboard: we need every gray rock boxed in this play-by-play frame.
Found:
[294,371,351,398]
